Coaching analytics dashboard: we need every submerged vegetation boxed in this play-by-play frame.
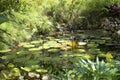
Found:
[0,0,120,80]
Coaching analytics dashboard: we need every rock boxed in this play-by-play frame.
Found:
[117,30,120,35]
[42,74,51,80]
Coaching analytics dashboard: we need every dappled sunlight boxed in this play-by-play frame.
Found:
[0,0,120,80]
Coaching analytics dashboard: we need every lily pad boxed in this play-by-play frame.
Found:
[23,44,35,48]
[78,42,87,46]
[0,49,11,53]
[29,48,41,51]
[77,49,86,52]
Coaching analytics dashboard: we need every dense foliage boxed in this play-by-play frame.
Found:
[0,0,120,80]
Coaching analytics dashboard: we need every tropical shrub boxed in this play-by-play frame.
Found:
[74,58,120,80]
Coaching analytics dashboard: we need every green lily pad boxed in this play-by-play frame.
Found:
[44,41,60,48]
[77,49,86,52]
[23,44,35,48]
[43,44,51,49]
[0,49,11,53]
[101,37,111,40]
[78,42,87,46]
[48,49,59,52]
[29,48,41,51]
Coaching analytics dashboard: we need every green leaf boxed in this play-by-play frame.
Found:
[23,44,35,48]
[28,48,41,51]
[12,68,20,73]
[21,67,31,72]
[0,49,11,53]
[36,69,47,73]
[77,49,86,52]
[78,42,87,46]
[7,63,15,68]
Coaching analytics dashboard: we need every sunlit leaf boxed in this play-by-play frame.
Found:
[0,49,11,53]
[12,68,20,76]
[106,52,113,62]
[21,67,31,72]
[74,54,83,57]
[31,65,39,69]
[36,69,47,73]
[1,56,7,59]
[7,63,14,68]
[84,54,92,59]
[28,48,41,51]
[23,44,35,48]
[12,68,20,73]
[48,49,59,52]
[1,70,8,79]
[77,49,86,52]
[91,64,96,71]
[78,42,87,46]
